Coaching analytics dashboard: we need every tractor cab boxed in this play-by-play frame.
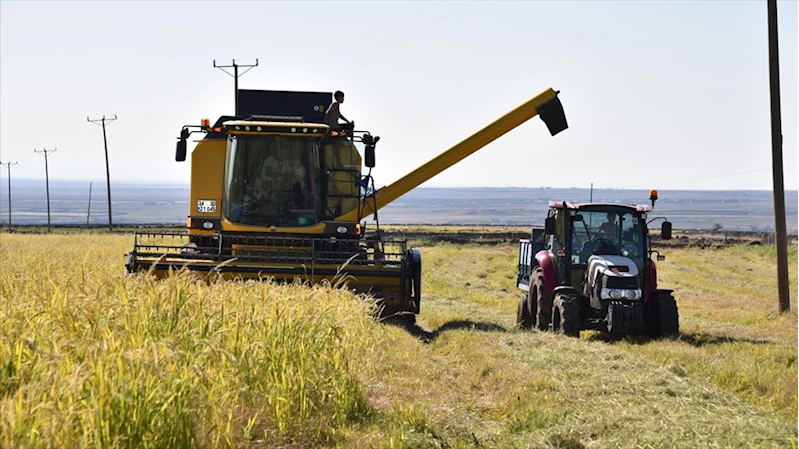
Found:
[543,202,661,290]
[517,196,678,338]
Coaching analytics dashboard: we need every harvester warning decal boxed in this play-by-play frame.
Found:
[197,200,217,213]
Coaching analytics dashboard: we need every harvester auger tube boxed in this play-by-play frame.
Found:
[334,88,567,223]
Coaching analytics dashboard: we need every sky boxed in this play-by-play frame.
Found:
[1,0,797,191]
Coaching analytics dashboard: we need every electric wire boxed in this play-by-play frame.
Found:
[341,1,445,47]
[353,1,478,52]
[378,0,501,50]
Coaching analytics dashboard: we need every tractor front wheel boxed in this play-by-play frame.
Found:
[647,292,679,338]
[530,267,551,331]
[552,293,581,337]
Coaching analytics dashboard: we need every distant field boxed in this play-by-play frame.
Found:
[3,182,797,231]
[1,231,796,448]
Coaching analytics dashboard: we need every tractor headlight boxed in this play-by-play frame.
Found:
[623,289,641,300]
[602,288,623,299]
[601,288,641,300]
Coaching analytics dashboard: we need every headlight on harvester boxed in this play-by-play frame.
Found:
[601,288,641,300]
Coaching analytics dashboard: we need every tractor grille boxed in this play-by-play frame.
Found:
[607,301,644,334]
[605,276,638,290]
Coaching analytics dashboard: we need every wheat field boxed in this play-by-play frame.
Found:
[1,232,796,448]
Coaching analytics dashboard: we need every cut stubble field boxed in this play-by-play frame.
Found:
[0,232,796,448]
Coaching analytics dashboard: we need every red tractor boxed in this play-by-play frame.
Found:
[516,192,678,337]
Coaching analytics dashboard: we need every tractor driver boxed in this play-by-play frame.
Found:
[325,90,353,132]
[597,212,618,240]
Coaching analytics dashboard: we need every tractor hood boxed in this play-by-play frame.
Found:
[585,255,641,307]
[587,255,640,279]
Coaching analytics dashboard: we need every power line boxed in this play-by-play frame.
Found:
[353,1,478,52]
[0,161,18,230]
[87,115,117,231]
[341,1,445,46]
[615,167,773,190]
[213,59,259,116]
[378,0,501,51]
[33,147,57,232]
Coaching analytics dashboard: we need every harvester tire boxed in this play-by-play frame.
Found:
[648,292,679,338]
[552,293,580,337]
[530,267,551,331]
[517,295,533,329]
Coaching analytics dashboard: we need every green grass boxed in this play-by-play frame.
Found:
[1,234,796,448]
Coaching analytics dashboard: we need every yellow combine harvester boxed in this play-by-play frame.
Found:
[125,87,568,320]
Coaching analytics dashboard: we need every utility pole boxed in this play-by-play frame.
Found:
[87,115,117,231]
[213,59,259,116]
[87,182,93,227]
[0,161,18,230]
[766,0,790,313]
[34,147,57,232]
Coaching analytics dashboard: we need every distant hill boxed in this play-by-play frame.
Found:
[2,179,796,231]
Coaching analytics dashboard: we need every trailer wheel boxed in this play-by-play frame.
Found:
[530,267,551,331]
[552,293,580,337]
[647,292,679,338]
[517,295,533,329]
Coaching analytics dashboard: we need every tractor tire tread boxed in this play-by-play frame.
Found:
[531,267,551,331]
[517,295,533,329]
[553,293,581,337]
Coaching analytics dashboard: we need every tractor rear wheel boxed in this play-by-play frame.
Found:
[517,295,533,329]
[647,292,679,338]
[530,267,551,331]
[552,293,581,337]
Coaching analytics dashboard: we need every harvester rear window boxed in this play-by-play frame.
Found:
[225,135,321,227]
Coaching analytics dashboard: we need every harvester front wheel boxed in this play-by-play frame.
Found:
[647,292,679,338]
[552,293,580,337]
[530,267,551,331]
[517,295,533,329]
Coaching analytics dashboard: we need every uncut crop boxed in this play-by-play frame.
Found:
[0,235,378,448]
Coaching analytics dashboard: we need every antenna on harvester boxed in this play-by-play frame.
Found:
[214,58,259,116]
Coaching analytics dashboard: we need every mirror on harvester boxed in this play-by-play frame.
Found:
[175,139,187,162]
[365,145,375,168]
[363,134,379,168]
[661,220,672,240]
[545,217,556,235]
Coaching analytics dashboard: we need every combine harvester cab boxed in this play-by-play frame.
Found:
[127,87,568,321]
[516,193,679,338]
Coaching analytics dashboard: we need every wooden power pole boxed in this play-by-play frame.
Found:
[0,161,18,230]
[766,0,790,313]
[87,115,117,231]
[34,147,57,232]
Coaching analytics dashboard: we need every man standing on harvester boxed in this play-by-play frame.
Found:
[325,90,352,131]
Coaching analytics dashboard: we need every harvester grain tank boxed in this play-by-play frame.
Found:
[516,193,679,337]
[126,87,568,321]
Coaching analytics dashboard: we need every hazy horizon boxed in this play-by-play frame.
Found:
[2,182,796,232]
[6,177,799,194]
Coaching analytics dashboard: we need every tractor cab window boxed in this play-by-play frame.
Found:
[571,210,644,270]
[225,134,321,227]
[549,210,565,254]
